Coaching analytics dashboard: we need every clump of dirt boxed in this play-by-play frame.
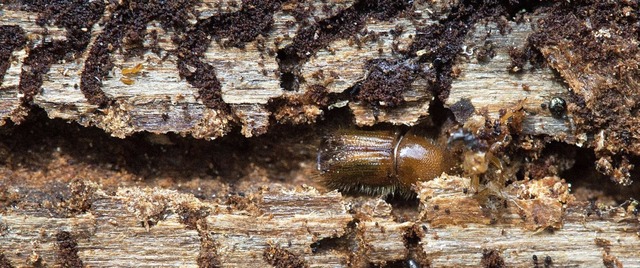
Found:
[449,98,475,123]
[354,59,417,107]
[263,245,309,268]
[481,249,505,268]
[0,26,25,84]
[55,231,83,268]
[198,234,222,268]
[526,0,639,185]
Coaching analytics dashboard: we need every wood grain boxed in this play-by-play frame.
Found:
[446,15,574,140]
[1,177,638,267]
[0,2,576,140]
[1,1,638,267]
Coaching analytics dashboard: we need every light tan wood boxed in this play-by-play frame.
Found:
[1,2,638,268]
[0,3,576,140]
[446,15,574,140]
[1,177,638,267]
[417,175,639,267]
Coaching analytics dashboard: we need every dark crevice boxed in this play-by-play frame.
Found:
[427,97,455,129]
[0,107,320,195]
[395,224,430,268]
[385,194,420,213]
[0,26,26,87]
[310,220,358,255]
[561,145,640,204]
[279,72,298,92]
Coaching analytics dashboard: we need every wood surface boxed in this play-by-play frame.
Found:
[1,177,638,267]
[1,1,638,268]
[446,16,573,140]
[0,1,573,139]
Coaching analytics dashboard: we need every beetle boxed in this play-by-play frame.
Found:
[317,129,454,196]
[548,97,567,118]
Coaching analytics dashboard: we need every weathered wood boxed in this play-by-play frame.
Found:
[0,2,576,139]
[417,175,639,267]
[1,1,639,267]
[446,15,574,140]
[1,177,638,267]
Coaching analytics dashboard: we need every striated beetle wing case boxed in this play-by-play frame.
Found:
[317,130,399,193]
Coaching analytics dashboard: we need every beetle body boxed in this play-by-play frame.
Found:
[317,129,453,196]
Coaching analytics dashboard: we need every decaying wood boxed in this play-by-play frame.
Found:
[446,16,574,140]
[1,177,638,267]
[417,175,639,267]
[0,2,573,139]
[1,1,639,268]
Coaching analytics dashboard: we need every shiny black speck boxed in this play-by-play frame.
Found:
[549,97,567,118]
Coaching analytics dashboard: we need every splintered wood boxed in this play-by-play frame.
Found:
[1,178,638,267]
[416,175,639,267]
[446,15,573,139]
[0,1,434,138]
[0,2,576,139]
[1,1,639,268]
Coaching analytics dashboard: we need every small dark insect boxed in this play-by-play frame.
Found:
[548,97,566,118]
[544,255,553,268]
[317,129,454,196]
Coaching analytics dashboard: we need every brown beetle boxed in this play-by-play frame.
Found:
[317,129,454,196]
